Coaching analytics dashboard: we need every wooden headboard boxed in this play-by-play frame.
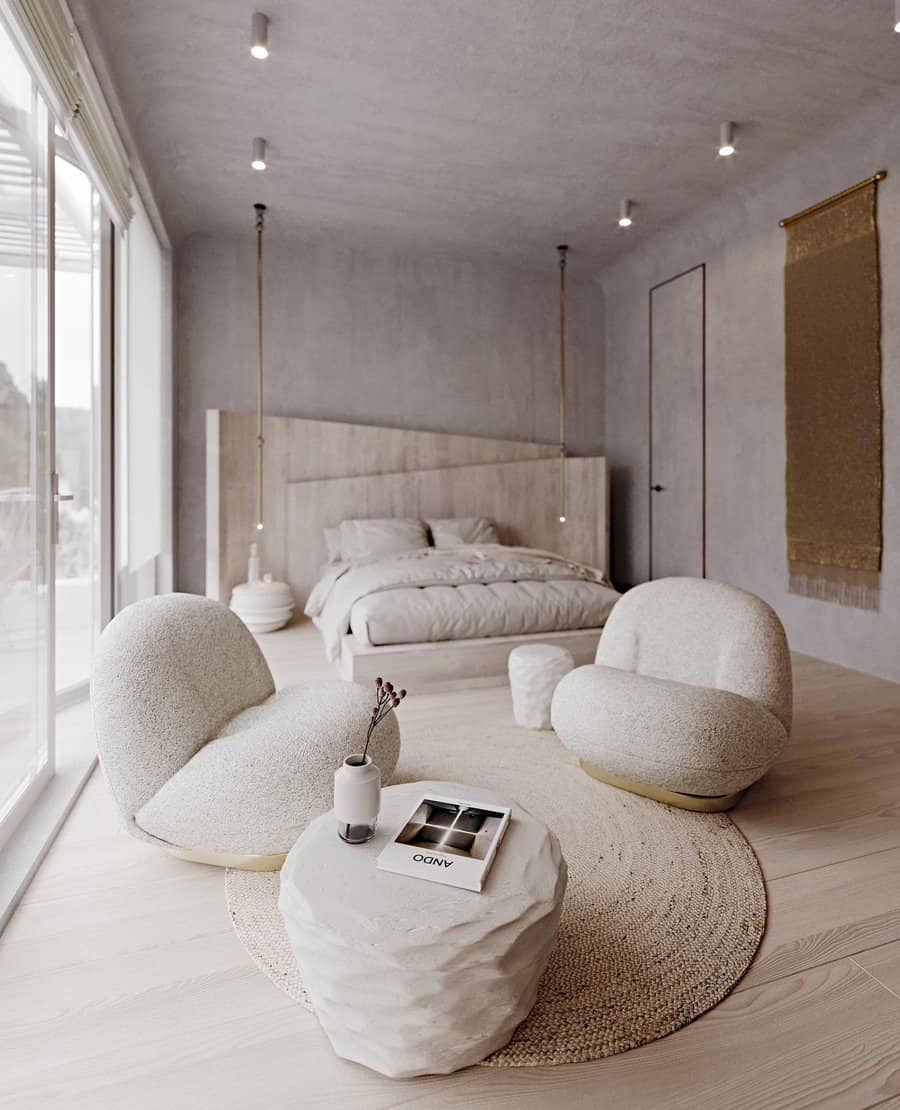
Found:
[206,411,557,600]
[284,456,609,605]
[206,410,609,604]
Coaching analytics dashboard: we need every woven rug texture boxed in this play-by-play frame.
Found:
[226,715,765,1066]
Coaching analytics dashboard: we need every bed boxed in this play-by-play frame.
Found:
[303,511,619,685]
[308,539,619,671]
[206,411,617,688]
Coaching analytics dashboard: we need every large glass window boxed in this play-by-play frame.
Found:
[54,148,101,695]
[0,7,171,878]
[0,7,172,897]
[0,19,51,834]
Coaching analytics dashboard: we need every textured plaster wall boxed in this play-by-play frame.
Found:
[600,92,900,681]
[175,234,604,594]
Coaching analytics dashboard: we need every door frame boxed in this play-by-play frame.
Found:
[0,129,116,850]
[647,262,707,581]
[51,137,116,708]
[0,108,55,852]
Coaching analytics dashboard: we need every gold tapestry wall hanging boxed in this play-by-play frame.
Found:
[781,172,885,609]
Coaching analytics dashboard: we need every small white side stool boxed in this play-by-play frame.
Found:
[230,576,294,634]
[508,644,575,730]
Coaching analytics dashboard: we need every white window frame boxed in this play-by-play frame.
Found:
[0,0,173,930]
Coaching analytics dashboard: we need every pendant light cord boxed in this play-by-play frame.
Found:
[558,244,568,522]
[255,203,266,531]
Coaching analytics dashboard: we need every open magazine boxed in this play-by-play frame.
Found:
[376,794,512,892]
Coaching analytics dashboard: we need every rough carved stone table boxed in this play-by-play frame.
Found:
[278,780,566,1077]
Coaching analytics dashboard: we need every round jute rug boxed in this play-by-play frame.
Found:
[225,716,765,1067]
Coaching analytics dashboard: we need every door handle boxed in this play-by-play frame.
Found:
[650,484,665,492]
[51,472,73,545]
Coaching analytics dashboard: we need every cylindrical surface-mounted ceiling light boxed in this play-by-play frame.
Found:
[251,11,270,59]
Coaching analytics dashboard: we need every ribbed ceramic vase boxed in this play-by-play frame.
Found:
[334,755,381,844]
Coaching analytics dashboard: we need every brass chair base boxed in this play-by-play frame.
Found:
[579,761,746,813]
[166,845,287,871]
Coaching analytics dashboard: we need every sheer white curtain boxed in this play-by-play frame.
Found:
[125,191,166,579]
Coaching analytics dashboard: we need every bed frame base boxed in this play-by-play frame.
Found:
[340,628,604,690]
[579,762,746,813]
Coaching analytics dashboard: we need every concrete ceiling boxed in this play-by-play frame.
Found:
[74,0,900,268]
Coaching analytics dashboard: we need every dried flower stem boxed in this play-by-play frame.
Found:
[359,677,407,764]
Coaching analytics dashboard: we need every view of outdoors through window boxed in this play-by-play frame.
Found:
[54,153,100,693]
[0,18,102,832]
[0,9,170,852]
[0,21,50,821]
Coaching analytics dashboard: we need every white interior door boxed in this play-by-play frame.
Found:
[649,264,705,579]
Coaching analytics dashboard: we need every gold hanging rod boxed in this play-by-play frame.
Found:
[557,243,568,524]
[778,170,886,228]
[254,202,266,532]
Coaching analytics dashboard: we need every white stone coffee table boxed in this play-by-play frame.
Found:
[278,780,566,1078]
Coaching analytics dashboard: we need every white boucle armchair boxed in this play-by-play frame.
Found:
[90,594,400,869]
[550,577,792,811]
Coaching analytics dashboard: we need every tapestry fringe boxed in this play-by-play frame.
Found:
[788,563,880,611]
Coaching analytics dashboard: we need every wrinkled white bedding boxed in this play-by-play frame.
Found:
[350,578,619,650]
[304,544,620,660]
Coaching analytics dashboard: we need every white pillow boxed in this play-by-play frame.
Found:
[323,526,343,563]
[428,517,499,547]
[339,518,428,562]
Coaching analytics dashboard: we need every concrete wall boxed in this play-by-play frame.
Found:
[176,234,604,594]
[600,91,900,681]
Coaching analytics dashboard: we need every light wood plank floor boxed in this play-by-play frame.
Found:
[3,626,900,1109]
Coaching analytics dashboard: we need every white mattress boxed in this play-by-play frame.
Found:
[349,578,619,647]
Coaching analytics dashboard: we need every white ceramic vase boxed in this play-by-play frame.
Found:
[334,755,381,843]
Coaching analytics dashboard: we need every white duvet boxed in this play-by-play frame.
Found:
[304,544,620,661]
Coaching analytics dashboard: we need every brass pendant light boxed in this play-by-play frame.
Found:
[254,202,266,532]
[557,244,568,523]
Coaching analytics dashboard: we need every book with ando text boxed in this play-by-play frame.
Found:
[376,794,511,892]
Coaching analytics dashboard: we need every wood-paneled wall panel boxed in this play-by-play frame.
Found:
[285,456,609,604]
[207,411,558,599]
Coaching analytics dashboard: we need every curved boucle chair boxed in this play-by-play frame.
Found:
[550,578,792,811]
[91,594,400,869]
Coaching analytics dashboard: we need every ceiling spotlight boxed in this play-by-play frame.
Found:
[251,11,269,59]
[895,0,900,30]
[251,137,267,171]
[718,121,736,157]
[617,199,633,228]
